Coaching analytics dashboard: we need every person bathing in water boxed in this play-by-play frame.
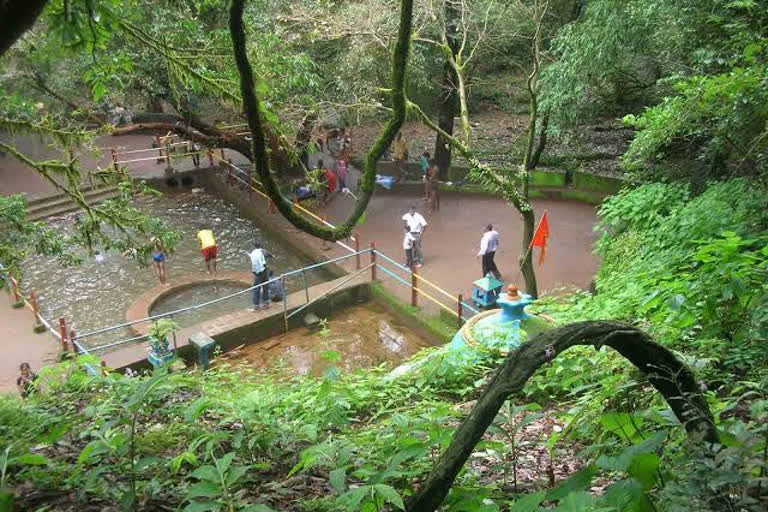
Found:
[152,239,168,284]
[197,228,218,274]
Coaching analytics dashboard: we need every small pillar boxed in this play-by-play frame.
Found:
[29,292,46,333]
[189,333,217,370]
[8,273,23,308]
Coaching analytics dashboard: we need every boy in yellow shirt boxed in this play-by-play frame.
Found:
[197,229,218,274]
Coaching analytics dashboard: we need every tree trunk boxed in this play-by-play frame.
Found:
[406,321,718,511]
[520,208,537,297]
[434,1,460,180]
[0,0,49,57]
[527,109,549,170]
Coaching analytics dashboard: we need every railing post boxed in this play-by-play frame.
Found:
[354,234,361,270]
[69,330,77,353]
[110,148,119,172]
[282,275,288,333]
[302,270,309,304]
[8,273,22,308]
[411,265,418,307]
[370,242,377,281]
[457,293,464,329]
[29,292,46,333]
[58,317,68,351]
[165,143,173,172]
[207,148,214,167]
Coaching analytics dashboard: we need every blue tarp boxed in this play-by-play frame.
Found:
[375,174,395,190]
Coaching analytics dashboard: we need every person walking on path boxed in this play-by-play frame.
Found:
[393,132,409,181]
[402,205,427,267]
[426,159,440,213]
[197,228,218,274]
[152,239,168,285]
[477,224,501,279]
[17,362,37,398]
[248,240,274,311]
[403,227,416,268]
[337,159,347,191]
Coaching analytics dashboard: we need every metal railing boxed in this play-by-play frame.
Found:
[0,264,99,376]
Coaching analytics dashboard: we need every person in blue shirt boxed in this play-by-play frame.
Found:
[247,240,275,311]
[420,151,430,200]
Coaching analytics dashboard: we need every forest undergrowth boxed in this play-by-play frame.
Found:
[1,179,766,512]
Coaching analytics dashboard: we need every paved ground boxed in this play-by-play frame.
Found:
[322,189,598,301]
[0,295,59,395]
[0,132,247,198]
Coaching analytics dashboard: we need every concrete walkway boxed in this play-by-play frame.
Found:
[0,296,59,395]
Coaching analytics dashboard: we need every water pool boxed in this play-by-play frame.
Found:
[21,190,323,348]
[233,302,438,376]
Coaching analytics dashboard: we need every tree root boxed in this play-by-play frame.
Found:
[407,320,718,511]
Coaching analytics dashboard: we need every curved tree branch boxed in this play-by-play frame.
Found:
[407,320,718,511]
[229,0,413,241]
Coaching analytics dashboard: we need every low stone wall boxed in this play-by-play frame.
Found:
[368,163,624,205]
[109,274,370,372]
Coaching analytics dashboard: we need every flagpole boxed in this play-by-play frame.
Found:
[527,209,548,251]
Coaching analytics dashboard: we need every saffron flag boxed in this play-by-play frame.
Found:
[529,210,550,266]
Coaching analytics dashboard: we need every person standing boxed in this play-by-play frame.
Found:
[403,227,416,268]
[191,142,201,168]
[393,132,408,181]
[248,240,274,311]
[152,239,168,285]
[426,159,440,213]
[402,205,428,267]
[337,159,347,191]
[197,228,218,274]
[420,151,431,200]
[17,363,37,398]
[477,224,501,279]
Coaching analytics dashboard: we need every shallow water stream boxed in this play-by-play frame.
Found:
[21,190,320,348]
[233,302,437,376]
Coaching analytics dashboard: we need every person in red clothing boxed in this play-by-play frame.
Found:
[325,166,336,195]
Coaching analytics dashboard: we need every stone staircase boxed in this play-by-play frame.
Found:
[27,185,119,221]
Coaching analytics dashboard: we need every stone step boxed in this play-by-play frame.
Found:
[25,183,106,207]
[28,188,120,221]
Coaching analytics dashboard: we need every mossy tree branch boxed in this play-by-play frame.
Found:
[407,320,719,511]
[229,0,413,241]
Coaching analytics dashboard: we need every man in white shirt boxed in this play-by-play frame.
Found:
[247,240,275,311]
[402,205,428,267]
[477,224,501,279]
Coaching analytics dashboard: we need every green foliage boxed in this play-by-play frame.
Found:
[148,318,181,342]
[542,0,768,182]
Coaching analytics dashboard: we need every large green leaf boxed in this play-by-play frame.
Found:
[374,484,405,510]
[511,491,545,512]
[187,481,222,499]
[329,467,347,492]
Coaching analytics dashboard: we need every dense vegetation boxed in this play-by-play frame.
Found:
[1,180,766,511]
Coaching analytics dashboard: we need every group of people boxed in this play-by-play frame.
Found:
[195,229,283,311]
[401,204,501,280]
